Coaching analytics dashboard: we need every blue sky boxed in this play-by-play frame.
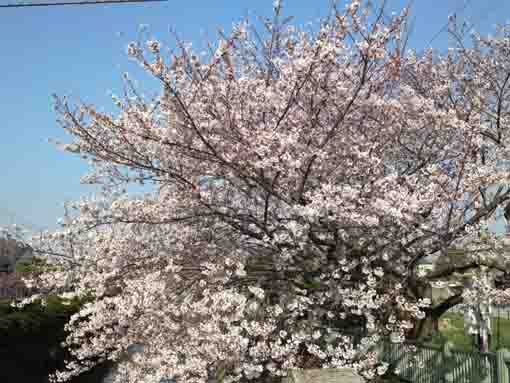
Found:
[1,0,509,230]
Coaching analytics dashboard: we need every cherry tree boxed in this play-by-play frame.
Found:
[14,1,510,382]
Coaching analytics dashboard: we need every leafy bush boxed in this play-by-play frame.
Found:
[0,296,112,383]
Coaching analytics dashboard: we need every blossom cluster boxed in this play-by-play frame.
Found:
[13,1,510,382]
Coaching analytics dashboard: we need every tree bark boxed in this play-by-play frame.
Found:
[409,293,464,341]
[409,313,440,341]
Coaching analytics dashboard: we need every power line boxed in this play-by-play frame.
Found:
[0,0,166,8]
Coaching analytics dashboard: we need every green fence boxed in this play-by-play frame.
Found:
[380,341,510,383]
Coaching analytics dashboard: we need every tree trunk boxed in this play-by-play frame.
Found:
[409,313,440,341]
[407,291,464,341]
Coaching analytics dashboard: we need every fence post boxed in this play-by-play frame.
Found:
[443,341,454,383]
[497,349,510,383]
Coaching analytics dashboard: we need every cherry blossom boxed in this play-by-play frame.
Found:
[7,1,510,382]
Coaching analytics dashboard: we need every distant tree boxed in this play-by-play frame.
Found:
[0,235,32,272]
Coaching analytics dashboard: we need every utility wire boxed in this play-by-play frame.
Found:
[0,0,165,8]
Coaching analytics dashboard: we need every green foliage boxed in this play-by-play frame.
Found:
[0,295,112,383]
[302,278,322,289]
[420,330,449,348]
[0,295,83,333]
[15,255,60,274]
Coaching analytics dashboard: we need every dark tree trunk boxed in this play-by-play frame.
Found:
[409,314,440,341]
[409,293,463,341]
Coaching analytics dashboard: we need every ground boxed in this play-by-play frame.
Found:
[435,311,510,351]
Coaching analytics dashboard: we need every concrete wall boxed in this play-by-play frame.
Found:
[283,369,363,383]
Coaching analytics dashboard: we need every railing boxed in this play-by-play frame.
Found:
[0,287,36,299]
[448,305,510,318]
[380,341,510,383]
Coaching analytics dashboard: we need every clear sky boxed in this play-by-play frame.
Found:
[1,0,509,230]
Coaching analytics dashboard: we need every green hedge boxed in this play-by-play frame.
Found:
[0,296,112,383]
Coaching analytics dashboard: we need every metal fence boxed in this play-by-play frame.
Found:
[448,305,510,319]
[380,341,510,383]
[0,287,35,299]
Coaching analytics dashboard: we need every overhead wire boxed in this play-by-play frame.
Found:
[0,0,165,8]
